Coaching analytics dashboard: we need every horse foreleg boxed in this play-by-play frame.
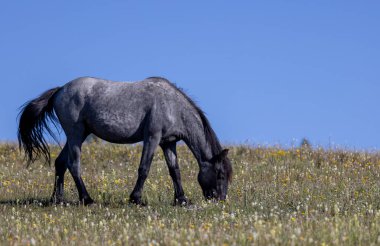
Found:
[130,133,161,205]
[51,144,68,204]
[161,142,188,206]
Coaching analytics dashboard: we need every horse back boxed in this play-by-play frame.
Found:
[53,77,198,144]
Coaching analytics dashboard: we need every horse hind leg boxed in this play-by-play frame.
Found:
[161,142,188,206]
[65,126,94,205]
[51,144,68,204]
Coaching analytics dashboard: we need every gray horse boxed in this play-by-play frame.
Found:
[18,77,232,205]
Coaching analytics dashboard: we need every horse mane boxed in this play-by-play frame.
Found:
[147,77,232,181]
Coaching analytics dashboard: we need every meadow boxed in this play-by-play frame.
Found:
[1,142,380,245]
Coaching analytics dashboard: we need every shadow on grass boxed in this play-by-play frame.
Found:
[0,197,52,207]
[0,198,136,208]
[0,198,193,209]
[0,198,91,207]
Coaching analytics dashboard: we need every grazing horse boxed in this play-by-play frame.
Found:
[18,77,232,205]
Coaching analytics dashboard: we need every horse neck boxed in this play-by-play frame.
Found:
[184,126,214,167]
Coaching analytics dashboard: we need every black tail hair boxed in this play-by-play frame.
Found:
[17,87,61,164]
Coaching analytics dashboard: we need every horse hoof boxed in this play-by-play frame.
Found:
[50,196,64,205]
[80,198,95,206]
[173,197,191,206]
[129,197,147,206]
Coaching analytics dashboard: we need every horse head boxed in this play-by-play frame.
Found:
[198,149,232,200]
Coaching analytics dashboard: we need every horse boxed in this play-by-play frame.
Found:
[17,76,232,205]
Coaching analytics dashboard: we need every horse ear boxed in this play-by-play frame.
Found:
[220,149,229,159]
[210,149,229,163]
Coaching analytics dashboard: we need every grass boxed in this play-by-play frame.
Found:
[1,142,380,245]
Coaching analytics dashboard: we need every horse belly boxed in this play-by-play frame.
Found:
[87,110,145,144]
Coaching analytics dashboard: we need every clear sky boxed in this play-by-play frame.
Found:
[0,1,379,149]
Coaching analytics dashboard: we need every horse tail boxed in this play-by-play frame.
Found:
[17,87,62,165]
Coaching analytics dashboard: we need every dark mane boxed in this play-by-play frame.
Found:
[148,77,222,155]
[147,77,232,181]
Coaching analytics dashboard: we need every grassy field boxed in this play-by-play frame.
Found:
[1,142,380,245]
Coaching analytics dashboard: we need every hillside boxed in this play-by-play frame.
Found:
[1,143,380,245]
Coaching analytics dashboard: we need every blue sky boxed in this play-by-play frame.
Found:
[0,1,379,149]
